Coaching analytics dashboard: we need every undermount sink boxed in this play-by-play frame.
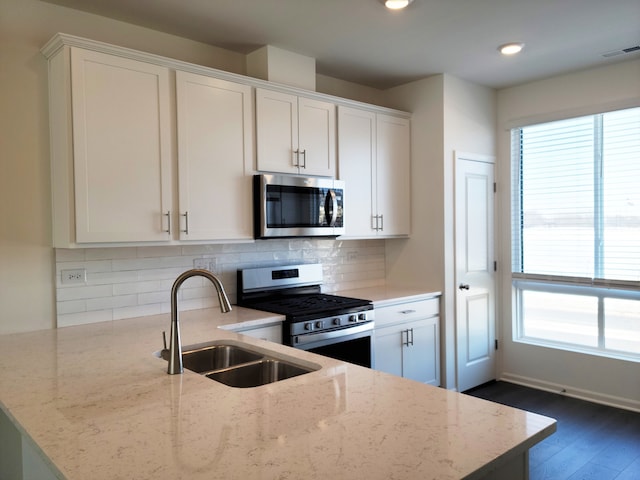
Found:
[207,358,312,388]
[182,344,263,374]
[159,341,319,388]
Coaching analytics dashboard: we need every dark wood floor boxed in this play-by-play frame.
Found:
[465,381,640,480]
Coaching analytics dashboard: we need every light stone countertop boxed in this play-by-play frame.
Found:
[0,300,555,480]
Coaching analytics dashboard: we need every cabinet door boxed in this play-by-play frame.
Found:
[374,324,403,376]
[337,106,376,237]
[237,324,283,343]
[298,97,336,176]
[255,88,299,174]
[70,48,172,243]
[402,318,440,386]
[176,71,253,241]
[376,114,411,236]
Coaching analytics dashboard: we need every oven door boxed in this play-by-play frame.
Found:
[291,322,373,368]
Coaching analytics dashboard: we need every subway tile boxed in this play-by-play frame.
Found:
[86,247,137,260]
[113,303,164,321]
[58,310,112,328]
[90,270,138,285]
[136,245,183,258]
[57,300,87,315]
[113,280,164,296]
[139,291,170,306]
[55,240,386,326]
[57,284,112,301]
[87,294,138,311]
[55,249,86,262]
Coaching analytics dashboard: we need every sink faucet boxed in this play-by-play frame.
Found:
[167,269,232,374]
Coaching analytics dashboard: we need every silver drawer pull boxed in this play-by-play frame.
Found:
[399,309,416,314]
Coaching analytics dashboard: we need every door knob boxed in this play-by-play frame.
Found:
[459,283,470,290]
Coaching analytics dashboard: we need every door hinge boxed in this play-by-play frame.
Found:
[493,182,497,193]
[494,261,497,272]
[495,339,499,350]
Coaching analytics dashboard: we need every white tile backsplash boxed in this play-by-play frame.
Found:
[55,239,386,327]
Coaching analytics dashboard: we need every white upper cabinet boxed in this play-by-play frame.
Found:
[255,88,336,177]
[66,48,173,244]
[375,114,411,236]
[337,107,376,236]
[338,106,411,238]
[43,34,410,247]
[176,71,254,241]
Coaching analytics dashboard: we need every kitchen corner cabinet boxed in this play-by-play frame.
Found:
[374,297,440,386]
[49,47,173,245]
[338,106,411,238]
[229,323,283,344]
[255,88,336,176]
[176,71,254,241]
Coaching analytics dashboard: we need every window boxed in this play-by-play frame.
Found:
[511,107,640,359]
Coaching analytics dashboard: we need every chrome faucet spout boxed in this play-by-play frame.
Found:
[167,269,232,374]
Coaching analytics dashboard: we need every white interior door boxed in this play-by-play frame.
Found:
[455,153,496,392]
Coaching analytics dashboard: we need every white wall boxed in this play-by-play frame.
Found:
[496,59,640,410]
[384,74,496,389]
[0,0,388,335]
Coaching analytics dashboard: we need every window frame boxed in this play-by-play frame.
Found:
[511,107,640,361]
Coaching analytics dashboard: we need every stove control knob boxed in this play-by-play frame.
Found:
[304,322,313,331]
[349,314,357,323]
[315,321,323,329]
[358,313,367,321]
[333,318,341,326]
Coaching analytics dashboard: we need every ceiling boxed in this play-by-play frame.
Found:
[43,0,640,89]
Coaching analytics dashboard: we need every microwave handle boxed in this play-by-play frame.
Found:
[325,189,338,226]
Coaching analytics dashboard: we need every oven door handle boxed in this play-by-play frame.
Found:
[325,189,338,227]
[293,322,374,348]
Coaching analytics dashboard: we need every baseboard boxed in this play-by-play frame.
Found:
[499,373,640,413]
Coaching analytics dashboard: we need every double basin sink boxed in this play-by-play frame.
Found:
[160,340,319,388]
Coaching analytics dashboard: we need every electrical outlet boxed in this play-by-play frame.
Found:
[61,268,86,285]
[193,257,217,273]
[193,258,209,270]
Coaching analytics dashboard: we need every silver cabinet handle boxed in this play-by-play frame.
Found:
[181,211,189,234]
[402,328,414,347]
[371,215,384,231]
[164,211,171,235]
[300,149,306,168]
[400,309,416,314]
[293,149,299,167]
[459,283,470,290]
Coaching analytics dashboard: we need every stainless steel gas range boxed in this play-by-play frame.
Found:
[237,264,374,367]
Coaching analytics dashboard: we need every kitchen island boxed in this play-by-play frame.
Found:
[0,305,555,480]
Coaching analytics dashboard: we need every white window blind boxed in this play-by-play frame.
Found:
[512,107,640,284]
[511,107,640,358]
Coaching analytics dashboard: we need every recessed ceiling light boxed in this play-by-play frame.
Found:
[498,43,525,55]
[382,0,414,10]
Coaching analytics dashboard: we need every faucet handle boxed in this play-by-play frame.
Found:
[160,331,170,361]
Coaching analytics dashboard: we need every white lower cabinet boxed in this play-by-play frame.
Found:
[374,297,440,386]
[230,323,282,343]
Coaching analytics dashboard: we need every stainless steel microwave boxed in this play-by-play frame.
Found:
[254,174,345,238]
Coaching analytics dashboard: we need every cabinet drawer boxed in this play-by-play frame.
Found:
[375,298,439,328]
